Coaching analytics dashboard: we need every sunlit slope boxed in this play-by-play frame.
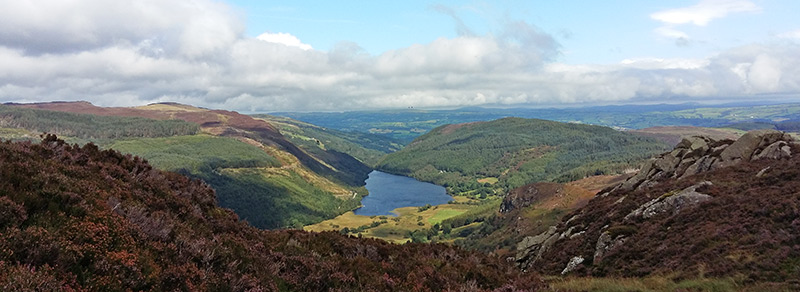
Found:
[377,117,670,192]
[254,114,403,167]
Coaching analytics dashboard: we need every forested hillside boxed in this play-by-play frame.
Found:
[0,102,371,229]
[378,117,670,193]
[0,136,542,291]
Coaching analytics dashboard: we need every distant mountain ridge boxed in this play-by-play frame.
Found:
[276,102,800,142]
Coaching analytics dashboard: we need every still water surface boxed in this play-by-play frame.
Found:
[354,171,453,216]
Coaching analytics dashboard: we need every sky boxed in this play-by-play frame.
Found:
[1,0,800,112]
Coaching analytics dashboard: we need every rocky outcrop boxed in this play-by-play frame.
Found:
[624,181,712,220]
[607,130,794,194]
[515,130,797,275]
[593,230,628,264]
[516,226,561,271]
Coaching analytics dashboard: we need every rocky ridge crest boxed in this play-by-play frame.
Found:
[515,129,798,276]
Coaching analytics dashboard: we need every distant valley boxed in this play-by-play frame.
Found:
[277,102,800,143]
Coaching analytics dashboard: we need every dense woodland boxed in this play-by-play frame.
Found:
[378,117,670,192]
[0,136,542,291]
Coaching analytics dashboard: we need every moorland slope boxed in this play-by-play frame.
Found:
[0,136,542,291]
[516,130,800,282]
[1,102,380,228]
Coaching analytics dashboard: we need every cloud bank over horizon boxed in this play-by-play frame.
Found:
[0,0,799,112]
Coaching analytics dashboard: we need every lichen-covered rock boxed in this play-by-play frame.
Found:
[614,130,794,192]
[593,231,627,264]
[718,129,786,165]
[753,141,792,160]
[561,256,585,275]
[516,226,558,271]
[625,181,712,220]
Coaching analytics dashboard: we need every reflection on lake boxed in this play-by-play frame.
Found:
[354,171,453,216]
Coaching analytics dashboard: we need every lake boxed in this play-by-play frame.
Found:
[354,170,453,216]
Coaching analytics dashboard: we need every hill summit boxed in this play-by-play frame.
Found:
[515,129,800,282]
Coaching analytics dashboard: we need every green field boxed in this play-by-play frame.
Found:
[427,209,466,225]
[305,197,491,243]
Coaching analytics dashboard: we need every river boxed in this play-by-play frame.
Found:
[353,170,453,216]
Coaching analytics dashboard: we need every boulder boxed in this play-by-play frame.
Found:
[625,181,713,220]
[719,129,785,162]
[516,226,559,271]
[561,256,585,275]
[752,141,792,160]
[593,231,627,264]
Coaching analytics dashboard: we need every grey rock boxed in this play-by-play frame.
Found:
[625,181,713,221]
[720,129,785,162]
[756,166,771,178]
[569,231,585,239]
[561,256,585,275]
[680,156,718,179]
[752,141,792,160]
[516,226,559,270]
[593,232,627,264]
[615,130,793,193]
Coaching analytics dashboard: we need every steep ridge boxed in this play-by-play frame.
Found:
[254,114,403,167]
[2,102,371,228]
[515,130,800,282]
[0,136,542,291]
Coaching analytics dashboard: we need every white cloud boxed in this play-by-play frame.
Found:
[257,32,313,50]
[0,0,798,112]
[650,0,760,26]
[654,27,689,39]
[778,29,800,39]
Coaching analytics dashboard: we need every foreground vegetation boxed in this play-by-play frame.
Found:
[0,136,542,291]
[542,275,796,291]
